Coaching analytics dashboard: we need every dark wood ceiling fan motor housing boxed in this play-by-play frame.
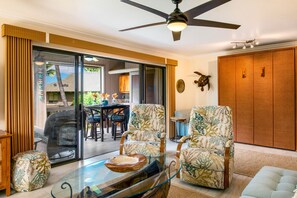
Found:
[120,0,241,41]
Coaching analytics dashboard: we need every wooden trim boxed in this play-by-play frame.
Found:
[119,133,128,155]
[160,137,165,155]
[218,47,296,59]
[295,48,297,151]
[49,34,166,65]
[166,65,176,138]
[224,147,230,189]
[166,59,178,66]
[2,24,46,42]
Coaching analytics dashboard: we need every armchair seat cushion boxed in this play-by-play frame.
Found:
[180,147,225,172]
[124,141,161,157]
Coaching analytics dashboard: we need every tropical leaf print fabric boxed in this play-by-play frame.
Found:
[123,104,165,157]
[179,106,234,189]
[12,150,51,192]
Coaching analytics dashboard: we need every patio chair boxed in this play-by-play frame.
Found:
[44,110,79,160]
[110,106,129,140]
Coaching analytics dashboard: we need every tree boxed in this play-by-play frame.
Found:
[55,65,68,107]
[46,63,68,107]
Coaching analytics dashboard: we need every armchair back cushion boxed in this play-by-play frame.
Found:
[128,104,165,142]
[188,106,233,155]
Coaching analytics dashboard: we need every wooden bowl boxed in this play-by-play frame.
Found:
[104,154,147,173]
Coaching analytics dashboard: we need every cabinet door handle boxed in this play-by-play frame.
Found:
[242,68,247,78]
[261,67,265,77]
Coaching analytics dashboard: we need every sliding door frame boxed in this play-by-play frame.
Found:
[33,46,85,164]
[139,64,166,106]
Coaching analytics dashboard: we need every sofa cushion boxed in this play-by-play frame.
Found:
[241,166,297,198]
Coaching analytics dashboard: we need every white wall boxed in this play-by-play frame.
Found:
[175,53,222,111]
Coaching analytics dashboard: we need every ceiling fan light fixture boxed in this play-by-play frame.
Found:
[167,21,187,32]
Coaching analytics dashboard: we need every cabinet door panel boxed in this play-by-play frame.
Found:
[254,52,273,146]
[273,49,295,150]
[236,55,254,144]
[218,57,236,140]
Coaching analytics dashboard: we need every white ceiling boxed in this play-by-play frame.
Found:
[1,0,297,57]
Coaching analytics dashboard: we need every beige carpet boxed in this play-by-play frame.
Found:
[166,143,297,197]
[234,147,297,177]
[168,184,212,198]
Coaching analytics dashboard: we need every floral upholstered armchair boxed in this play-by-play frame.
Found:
[176,106,234,189]
[120,104,165,157]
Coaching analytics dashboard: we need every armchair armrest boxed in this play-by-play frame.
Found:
[119,130,134,155]
[175,136,190,178]
[223,142,231,189]
[119,130,166,155]
[225,139,232,148]
[176,136,191,159]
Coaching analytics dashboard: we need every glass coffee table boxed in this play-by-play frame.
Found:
[51,155,180,198]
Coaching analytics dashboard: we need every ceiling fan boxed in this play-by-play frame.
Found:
[120,0,240,41]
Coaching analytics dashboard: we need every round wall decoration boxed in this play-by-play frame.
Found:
[176,79,185,93]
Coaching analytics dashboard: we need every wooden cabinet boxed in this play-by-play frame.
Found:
[254,52,273,147]
[119,74,130,93]
[218,48,296,150]
[218,57,237,140]
[0,131,11,196]
[273,49,295,150]
[236,55,254,144]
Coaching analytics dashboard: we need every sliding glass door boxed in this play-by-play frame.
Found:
[33,47,84,164]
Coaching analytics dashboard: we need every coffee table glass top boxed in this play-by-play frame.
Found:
[51,156,180,198]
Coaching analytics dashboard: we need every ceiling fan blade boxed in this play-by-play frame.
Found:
[185,0,231,18]
[188,19,240,29]
[172,31,181,41]
[121,0,168,19]
[120,21,167,32]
